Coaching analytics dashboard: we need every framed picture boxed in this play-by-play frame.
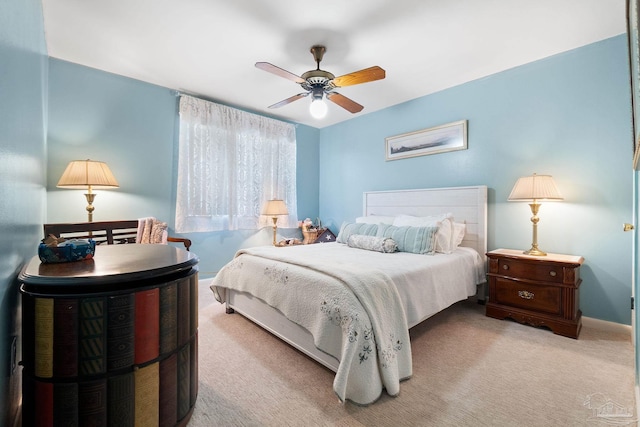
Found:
[385,120,467,161]
[628,0,640,169]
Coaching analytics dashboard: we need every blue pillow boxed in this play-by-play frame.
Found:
[376,224,438,254]
[336,222,378,243]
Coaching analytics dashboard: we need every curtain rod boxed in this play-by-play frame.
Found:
[172,89,299,128]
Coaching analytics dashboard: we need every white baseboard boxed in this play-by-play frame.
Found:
[583,316,632,336]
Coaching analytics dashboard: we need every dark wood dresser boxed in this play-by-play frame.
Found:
[19,244,199,426]
[485,248,584,339]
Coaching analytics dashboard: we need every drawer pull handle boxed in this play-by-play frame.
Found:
[502,265,509,270]
[549,271,557,277]
[518,290,535,300]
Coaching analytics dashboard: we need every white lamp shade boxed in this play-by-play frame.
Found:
[508,174,563,201]
[261,199,289,216]
[57,159,119,189]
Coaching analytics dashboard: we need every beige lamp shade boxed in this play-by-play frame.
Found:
[508,173,562,256]
[57,159,119,189]
[57,159,119,222]
[508,173,563,201]
[261,199,289,216]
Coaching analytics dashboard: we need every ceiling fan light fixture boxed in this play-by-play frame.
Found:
[256,44,385,117]
[309,98,328,119]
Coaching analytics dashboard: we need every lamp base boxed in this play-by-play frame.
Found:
[84,192,96,222]
[271,216,278,246]
[523,247,547,256]
[524,202,546,256]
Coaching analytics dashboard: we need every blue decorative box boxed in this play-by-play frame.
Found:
[38,239,96,263]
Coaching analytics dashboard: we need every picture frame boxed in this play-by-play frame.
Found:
[385,120,467,161]
[628,0,640,169]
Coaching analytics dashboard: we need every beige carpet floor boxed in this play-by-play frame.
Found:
[190,280,636,426]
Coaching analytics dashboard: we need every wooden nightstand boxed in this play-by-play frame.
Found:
[485,248,584,339]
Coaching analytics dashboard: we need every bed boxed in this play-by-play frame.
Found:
[211,185,488,405]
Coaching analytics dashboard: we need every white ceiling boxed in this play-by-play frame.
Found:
[42,0,626,129]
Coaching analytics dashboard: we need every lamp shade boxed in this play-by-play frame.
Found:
[508,174,563,201]
[261,199,288,216]
[57,160,119,189]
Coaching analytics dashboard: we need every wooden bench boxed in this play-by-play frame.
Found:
[43,220,192,251]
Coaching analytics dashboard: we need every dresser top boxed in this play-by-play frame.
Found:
[20,244,198,290]
[487,248,584,265]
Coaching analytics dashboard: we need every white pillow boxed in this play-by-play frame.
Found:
[347,234,398,253]
[452,222,466,248]
[355,215,396,225]
[393,213,454,253]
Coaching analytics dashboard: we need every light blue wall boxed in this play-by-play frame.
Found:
[319,35,633,325]
[47,36,632,324]
[47,59,178,223]
[0,0,48,423]
[47,59,321,277]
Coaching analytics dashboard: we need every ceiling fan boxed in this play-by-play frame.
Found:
[255,45,385,119]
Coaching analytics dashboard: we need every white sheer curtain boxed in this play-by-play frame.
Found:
[175,95,298,232]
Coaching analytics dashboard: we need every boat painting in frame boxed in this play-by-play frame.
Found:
[385,120,467,161]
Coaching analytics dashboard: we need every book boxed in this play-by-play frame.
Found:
[177,278,190,346]
[54,298,78,378]
[79,298,107,376]
[35,380,54,426]
[177,345,191,420]
[108,372,134,427]
[79,378,107,426]
[189,274,198,337]
[22,376,34,426]
[159,283,178,355]
[134,362,159,427]
[107,293,135,370]
[54,382,79,426]
[135,288,160,364]
[35,297,54,378]
[159,353,178,427]
[22,295,35,375]
[190,335,198,407]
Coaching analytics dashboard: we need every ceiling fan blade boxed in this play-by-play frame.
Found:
[268,92,309,109]
[326,92,364,113]
[256,62,305,84]
[331,66,385,88]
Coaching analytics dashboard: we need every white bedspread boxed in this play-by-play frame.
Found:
[211,243,484,405]
[212,243,413,405]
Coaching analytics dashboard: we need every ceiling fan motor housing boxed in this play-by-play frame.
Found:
[301,69,335,94]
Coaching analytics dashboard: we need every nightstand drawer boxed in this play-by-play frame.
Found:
[494,278,561,315]
[497,258,563,283]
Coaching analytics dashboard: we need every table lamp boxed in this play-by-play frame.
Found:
[262,199,289,246]
[508,173,563,256]
[57,159,119,222]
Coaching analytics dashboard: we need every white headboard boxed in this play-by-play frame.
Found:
[363,186,488,261]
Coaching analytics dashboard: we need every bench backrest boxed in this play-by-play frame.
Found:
[43,220,191,251]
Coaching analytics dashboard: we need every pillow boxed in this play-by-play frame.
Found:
[355,215,396,225]
[376,224,438,254]
[336,222,378,243]
[347,234,398,253]
[393,213,454,254]
[452,222,466,248]
[150,220,168,244]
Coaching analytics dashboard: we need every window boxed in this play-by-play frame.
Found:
[175,95,297,232]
